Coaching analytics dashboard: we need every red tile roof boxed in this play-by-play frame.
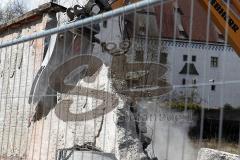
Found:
[155,0,221,43]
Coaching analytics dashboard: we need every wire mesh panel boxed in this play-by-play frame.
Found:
[0,0,239,160]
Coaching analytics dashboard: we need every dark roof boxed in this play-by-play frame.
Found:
[179,63,199,75]
[0,2,66,34]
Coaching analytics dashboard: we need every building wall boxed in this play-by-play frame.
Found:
[0,14,51,159]
[165,40,240,108]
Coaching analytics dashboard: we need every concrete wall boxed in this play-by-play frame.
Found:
[0,13,52,159]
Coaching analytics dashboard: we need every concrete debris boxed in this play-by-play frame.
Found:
[115,103,150,160]
[56,143,118,160]
[197,148,240,160]
[64,151,117,160]
[114,101,158,160]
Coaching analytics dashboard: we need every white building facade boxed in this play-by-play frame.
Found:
[163,39,240,108]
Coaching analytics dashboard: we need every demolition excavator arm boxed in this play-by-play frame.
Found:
[199,0,240,56]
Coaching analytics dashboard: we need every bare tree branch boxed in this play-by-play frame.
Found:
[0,0,27,24]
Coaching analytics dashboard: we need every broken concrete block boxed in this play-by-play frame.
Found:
[197,148,240,160]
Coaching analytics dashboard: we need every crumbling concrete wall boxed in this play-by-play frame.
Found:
[0,13,56,159]
[197,148,240,160]
[25,17,128,160]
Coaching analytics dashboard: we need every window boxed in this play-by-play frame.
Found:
[135,50,144,61]
[211,85,216,91]
[211,57,218,67]
[176,8,184,15]
[218,34,224,41]
[139,25,146,34]
[179,63,199,75]
[182,78,186,85]
[173,6,184,15]
[183,55,188,61]
[103,20,107,28]
[159,52,168,64]
[192,55,196,62]
[192,79,197,84]
[179,30,189,38]
[173,5,188,39]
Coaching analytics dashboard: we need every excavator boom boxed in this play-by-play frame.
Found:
[232,0,240,13]
[197,0,240,55]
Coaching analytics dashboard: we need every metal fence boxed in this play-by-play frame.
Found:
[0,0,239,159]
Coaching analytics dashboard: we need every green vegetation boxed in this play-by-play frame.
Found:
[169,101,202,111]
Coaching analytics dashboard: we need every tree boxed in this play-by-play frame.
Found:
[0,0,27,24]
[0,10,3,22]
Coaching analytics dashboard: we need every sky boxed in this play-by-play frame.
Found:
[0,0,88,10]
[1,0,46,10]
